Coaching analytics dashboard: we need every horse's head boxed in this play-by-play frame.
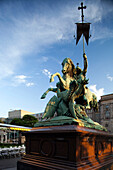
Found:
[62,58,75,75]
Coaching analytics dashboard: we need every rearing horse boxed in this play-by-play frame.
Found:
[41,58,76,119]
[41,58,76,99]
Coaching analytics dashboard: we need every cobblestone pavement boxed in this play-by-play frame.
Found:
[0,157,21,170]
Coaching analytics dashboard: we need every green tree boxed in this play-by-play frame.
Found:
[22,115,38,127]
[10,115,38,127]
[10,118,23,126]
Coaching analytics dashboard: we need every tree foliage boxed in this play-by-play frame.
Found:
[10,115,38,127]
[10,118,23,126]
[22,115,38,127]
[22,115,37,121]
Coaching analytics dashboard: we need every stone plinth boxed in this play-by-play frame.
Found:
[17,125,113,170]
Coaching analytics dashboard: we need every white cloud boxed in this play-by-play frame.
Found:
[13,74,34,87]
[42,69,52,78]
[26,82,34,87]
[86,1,113,23]
[0,3,74,79]
[14,75,27,84]
[89,84,104,101]
[0,0,112,79]
[84,1,113,42]
[107,74,113,82]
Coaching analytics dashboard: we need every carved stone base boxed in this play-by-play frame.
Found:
[17,125,113,170]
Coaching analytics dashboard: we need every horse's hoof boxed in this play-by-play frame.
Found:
[41,96,45,99]
[41,94,46,99]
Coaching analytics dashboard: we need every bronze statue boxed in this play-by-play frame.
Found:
[41,53,98,121]
[39,53,107,131]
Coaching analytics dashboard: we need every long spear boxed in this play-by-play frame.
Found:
[78,2,86,54]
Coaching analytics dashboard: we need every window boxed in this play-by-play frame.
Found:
[105,105,110,119]
[105,123,108,127]
[105,110,110,119]
[106,105,109,109]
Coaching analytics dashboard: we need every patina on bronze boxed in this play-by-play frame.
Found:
[39,53,106,131]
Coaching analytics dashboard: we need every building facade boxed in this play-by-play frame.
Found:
[86,93,113,133]
[86,108,100,124]
[33,113,44,121]
[99,94,113,132]
[8,110,35,119]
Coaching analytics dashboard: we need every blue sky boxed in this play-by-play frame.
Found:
[0,0,113,118]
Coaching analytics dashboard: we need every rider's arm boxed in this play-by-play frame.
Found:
[83,53,88,75]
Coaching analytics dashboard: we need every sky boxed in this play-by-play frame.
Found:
[0,0,113,118]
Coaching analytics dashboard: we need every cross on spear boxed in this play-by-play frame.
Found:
[78,2,86,54]
[78,2,86,23]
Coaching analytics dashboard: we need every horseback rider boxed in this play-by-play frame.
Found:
[56,53,89,119]
[68,53,88,119]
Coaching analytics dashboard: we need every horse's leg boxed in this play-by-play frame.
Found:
[50,73,67,88]
[41,88,57,99]
[50,73,61,82]
[69,98,78,119]
[42,95,61,119]
[57,87,61,98]
[69,84,83,119]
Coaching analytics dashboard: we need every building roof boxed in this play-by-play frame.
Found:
[101,93,113,101]
[0,123,32,131]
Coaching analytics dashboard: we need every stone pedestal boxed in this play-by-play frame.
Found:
[17,125,113,170]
